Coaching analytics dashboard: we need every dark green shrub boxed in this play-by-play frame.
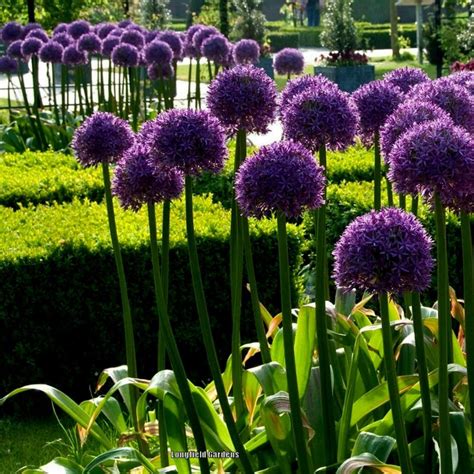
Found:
[361,26,416,50]
[267,32,300,51]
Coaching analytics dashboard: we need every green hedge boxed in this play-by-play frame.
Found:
[267,32,300,52]
[360,26,417,50]
[0,196,302,411]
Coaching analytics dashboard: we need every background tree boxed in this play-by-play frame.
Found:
[219,0,229,36]
[231,0,266,45]
[389,0,400,59]
[140,0,171,29]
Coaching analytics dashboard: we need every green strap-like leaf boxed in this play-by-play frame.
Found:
[23,457,83,474]
[351,432,396,463]
[336,453,401,473]
[95,365,132,413]
[248,362,287,396]
[83,447,157,473]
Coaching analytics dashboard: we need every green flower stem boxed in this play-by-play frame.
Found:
[374,131,382,210]
[31,56,42,109]
[461,212,474,424]
[195,59,201,109]
[74,67,84,116]
[17,71,39,143]
[6,74,12,123]
[434,194,452,474]
[184,176,254,474]
[187,59,193,109]
[315,143,336,466]
[399,193,406,211]
[128,67,137,132]
[379,293,413,474]
[277,214,311,474]
[147,202,210,474]
[386,177,394,207]
[49,65,60,127]
[108,64,113,112]
[207,59,213,82]
[89,61,94,111]
[61,65,67,125]
[80,66,91,115]
[411,195,419,217]
[101,163,142,451]
[411,291,433,473]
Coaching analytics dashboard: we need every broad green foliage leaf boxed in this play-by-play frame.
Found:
[95,365,132,414]
[351,432,396,463]
[433,435,459,474]
[80,396,128,434]
[335,288,356,316]
[336,453,401,473]
[83,447,157,473]
[205,354,233,400]
[423,318,465,367]
[450,412,471,474]
[270,327,286,367]
[22,458,83,474]
[242,370,262,425]
[248,362,287,396]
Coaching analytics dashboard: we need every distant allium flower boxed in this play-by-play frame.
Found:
[108,28,124,38]
[145,30,159,43]
[141,109,227,176]
[147,62,174,80]
[21,37,42,57]
[380,100,453,160]
[25,28,49,43]
[77,33,101,53]
[274,48,305,76]
[62,45,88,66]
[21,23,42,39]
[183,24,204,58]
[72,112,135,167]
[53,23,68,35]
[111,43,139,67]
[383,67,429,94]
[448,71,474,95]
[223,44,235,69]
[67,20,91,40]
[112,143,184,211]
[144,40,173,66]
[207,65,278,134]
[202,34,230,65]
[388,120,474,208]
[101,37,120,57]
[120,29,145,49]
[352,80,403,143]
[408,78,474,133]
[126,23,145,33]
[39,41,64,63]
[233,39,260,65]
[6,40,24,60]
[0,56,18,74]
[1,22,23,43]
[193,26,219,56]
[282,86,359,151]
[118,19,133,28]
[333,208,434,294]
[157,30,183,60]
[52,32,73,48]
[235,141,326,219]
[97,22,115,40]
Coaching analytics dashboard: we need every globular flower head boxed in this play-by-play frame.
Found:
[96,22,116,40]
[6,40,24,61]
[39,40,64,63]
[383,67,430,94]
[111,43,139,67]
[72,112,135,167]
[235,140,326,219]
[352,80,403,143]
[53,23,68,35]
[202,33,230,65]
[77,32,101,53]
[207,65,278,134]
[274,48,305,76]
[0,56,18,74]
[21,37,42,57]
[448,71,474,96]
[108,27,124,38]
[282,85,359,152]
[147,62,174,80]
[380,100,453,160]
[120,29,145,49]
[1,22,23,43]
[67,20,91,40]
[193,26,219,56]
[145,30,159,43]
[183,24,204,58]
[157,30,183,60]
[233,39,260,65]
[21,23,42,39]
[388,120,474,208]
[408,78,474,133]
[101,36,120,57]
[52,32,73,48]
[141,109,228,176]
[25,28,49,43]
[118,19,133,28]
[144,40,173,66]
[333,208,434,294]
[112,143,184,211]
[62,45,88,66]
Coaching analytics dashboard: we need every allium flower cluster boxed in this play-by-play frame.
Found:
[6,40,24,60]
[0,56,18,74]
[193,26,219,56]
[144,40,173,66]
[207,65,278,134]
[25,29,49,43]
[97,23,115,39]
[1,22,23,43]
[111,43,139,67]
[53,23,68,35]
[333,208,434,294]
[183,24,203,58]
[202,34,230,65]
[39,41,64,63]
[67,20,91,40]
[388,120,474,208]
[141,109,227,176]
[282,86,359,151]
[77,33,101,53]
[383,67,429,94]
[21,37,43,57]
[352,80,403,143]
[52,32,73,48]
[112,143,184,211]
[21,23,42,39]
[120,29,145,49]
[62,45,88,66]
[235,141,326,219]
[233,39,260,65]
[157,30,183,60]
[101,36,120,57]
[72,112,135,167]
[274,48,305,76]
[448,71,474,95]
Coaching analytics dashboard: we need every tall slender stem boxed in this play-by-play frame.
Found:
[277,214,311,474]
[6,74,12,123]
[399,193,406,211]
[374,131,382,210]
[195,59,201,109]
[50,64,60,127]
[184,177,254,474]
[411,195,419,217]
[187,59,193,109]
[146,202,210,474]
[18,70,41,147]
[434,194,452,474]
[379,293,413,474]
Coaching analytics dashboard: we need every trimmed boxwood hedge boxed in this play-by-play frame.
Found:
[267,32,300,52]
[0,196,302,411]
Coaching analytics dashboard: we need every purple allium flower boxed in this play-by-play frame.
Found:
[157,30,183,60]
[6,40,24,60]
[207,65,278,134]
[235,140,326,219]
[388,120,474,208]
[282,86,359,152]
[201,34,230,65]
[380,100,453,160]
[96,22,116,40]
[52,32,73,48]
[126,23,145,33]
[352,80,403,143]
[183,24,204,58]
[21,37,43,57]
[108,27,124,38]
[408,78,474,133]
[193,26,219,56]
[111,43,139,67]
[112,143,184,211]
[141,109,227,176]
[21,23,42,39]
[383,67,430,94]
[25,28,49,43]
[1,22,23,43]
[53,23,68,35]
[144,40,173,66]
[118,19,133,28]
[147,62,174,80]
[222,43,235,69]
[0,56,18,74]
[72,112,135,167]
[233,39,260,65]
[77,32,101,54]
[120,29,145,49]
[39,41,64,63]
[145,30,159,43]
[448,71,474,96]
[67,20,91,40]
[101,36,120,57]
[333,208,434,294]
[274,48,305,76]
[62,45,88,66]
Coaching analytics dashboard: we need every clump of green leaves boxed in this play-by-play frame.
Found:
[231,0,267,45]
[139,0,171,29]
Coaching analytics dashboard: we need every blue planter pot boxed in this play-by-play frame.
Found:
[314,64,375,92]
[257,57,274,79]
